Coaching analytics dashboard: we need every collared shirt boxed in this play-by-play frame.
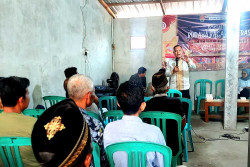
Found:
[79,107,109,167]
[104,115,166,167]
[165,58,196,90]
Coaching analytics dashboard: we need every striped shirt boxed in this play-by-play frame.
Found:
[165,58,196,90]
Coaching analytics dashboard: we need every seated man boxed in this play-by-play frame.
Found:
[129,67,147,91]
[64,67,100,117]
[104,81,166,167]
[31,98,92,167]
[144,71,186,156]
[0,76,39,166]
[64,67,78,98]
[67,74,109,167]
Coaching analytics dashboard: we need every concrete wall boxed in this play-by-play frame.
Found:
[0,0,112,108]
[113,17,241,109]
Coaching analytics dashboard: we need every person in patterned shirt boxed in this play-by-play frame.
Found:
[67,74,109,167]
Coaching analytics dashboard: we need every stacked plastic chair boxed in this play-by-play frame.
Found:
[194,79,212,114]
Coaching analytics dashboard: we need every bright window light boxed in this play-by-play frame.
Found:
[131,37,146,49]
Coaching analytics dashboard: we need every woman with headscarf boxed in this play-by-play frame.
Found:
[238,69,250,99]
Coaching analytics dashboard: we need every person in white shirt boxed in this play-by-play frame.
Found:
[238,69,250,99]
[104,81,166,167]
[165,45,196,98]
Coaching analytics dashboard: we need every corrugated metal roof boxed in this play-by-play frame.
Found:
[102,0,250,18]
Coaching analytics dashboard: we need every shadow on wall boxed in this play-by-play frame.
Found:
[32,85,43,108]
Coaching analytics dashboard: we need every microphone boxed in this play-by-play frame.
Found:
[176,58,179,67]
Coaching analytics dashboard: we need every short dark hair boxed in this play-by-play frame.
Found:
[0,76,30,107]
[173,45,182,51]
[64,67,78,78]
[138,67,147,74]
[116,81,144,115]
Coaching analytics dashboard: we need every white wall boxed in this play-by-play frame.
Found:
[0,0,113,108]
[113,17,243,109]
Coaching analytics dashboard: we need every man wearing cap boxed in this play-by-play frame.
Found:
[129,67,147,91]
[144,71,186,157]
[67,74,109,167]
[32,98,93,167]
[0,76,39,166]
[104,81,166,167]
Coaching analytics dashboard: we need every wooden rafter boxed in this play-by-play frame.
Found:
[160,0,165,15]
[107,0,200,7]
[99,0,116,18]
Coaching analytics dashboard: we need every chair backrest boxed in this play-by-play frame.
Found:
[179,98,192,125]
[139,111,182,166]
[98,96,117,114]
[86,111,102,122]
[0,137,31,167]
[102,110,123,125]
[22,109,45,118]
[105,141,172,167]
[215,79,225,99]
[92,142,101,167]
[42,96,66,109]
[166,89,182,98]
[144,96,152,102]
[194,79,212,97]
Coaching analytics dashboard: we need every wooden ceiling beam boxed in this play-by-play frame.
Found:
[99,0,116,18]
[107,0,200,7]
[160,0,165,15]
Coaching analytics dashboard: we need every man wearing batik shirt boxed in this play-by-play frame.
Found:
[165,45,196,116]
[67,74,109,167]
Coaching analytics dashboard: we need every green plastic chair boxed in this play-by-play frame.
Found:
[86,111,102,122]
[98,96,117,115]
[179,98,194,162]
[105,141,172,167]
[42,96,66,109]
[214,79,225,112]
[0,137,31,167]
[194,79,212,114]
[144,96,152,102]
[102,110,123,126]
[139,111,182,167]
[166,89,182,98]
[92,142,101,167]
[0,110,3,114]
[22,109,45,118]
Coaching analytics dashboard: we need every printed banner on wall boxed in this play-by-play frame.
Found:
[162,11,250,71]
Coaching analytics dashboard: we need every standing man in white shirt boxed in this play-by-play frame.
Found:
[165,45,196,117]
[104,81,166,167]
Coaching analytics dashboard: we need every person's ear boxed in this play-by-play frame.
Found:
[139,102,146,112]
[84,153,92,167]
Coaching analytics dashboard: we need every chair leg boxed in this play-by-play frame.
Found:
[209,106,213,113]
[182,129,188,162]
[196,98,201,114]
[188,130,194,152]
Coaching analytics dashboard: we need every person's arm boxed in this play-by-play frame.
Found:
[165,60,175,77]
[238,79,243,94]
[183,56,196,70]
